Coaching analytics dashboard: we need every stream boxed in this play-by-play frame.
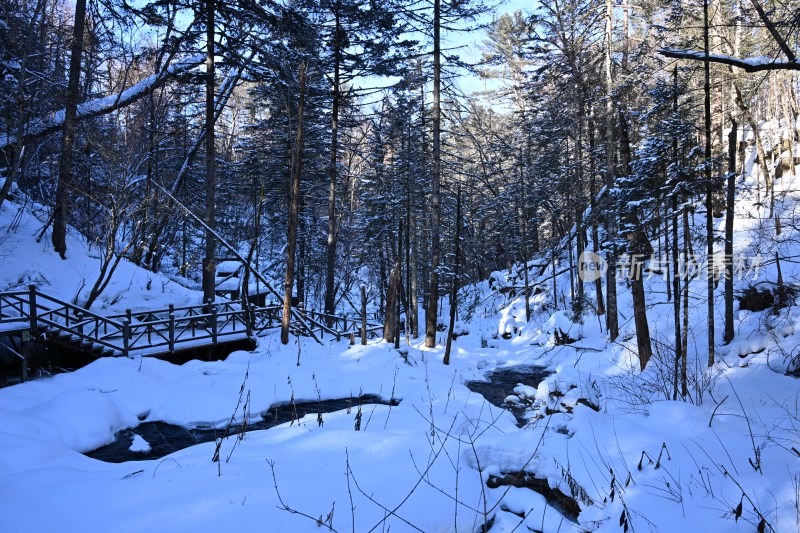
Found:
[87,365,549,463]
[86,395,396,463]
[465,365,550,426]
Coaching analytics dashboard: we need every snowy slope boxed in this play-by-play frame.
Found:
[0,186,204,313]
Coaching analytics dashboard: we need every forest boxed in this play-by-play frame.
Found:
[1,0,798,359]
[2,0,800,531]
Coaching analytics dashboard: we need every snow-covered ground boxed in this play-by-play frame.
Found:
[1,131,800,532]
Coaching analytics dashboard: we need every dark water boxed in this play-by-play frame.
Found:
[86,395,396,463]
[466,365,550,426]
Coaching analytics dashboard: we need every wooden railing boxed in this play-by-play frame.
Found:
[0,285,383,358]
[0,287,126,354]
[300,309,383,341]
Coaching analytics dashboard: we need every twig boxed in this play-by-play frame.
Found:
[268,459,339,532]
[708,394,729,427]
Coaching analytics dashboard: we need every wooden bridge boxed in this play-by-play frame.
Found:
[0,285,382,379]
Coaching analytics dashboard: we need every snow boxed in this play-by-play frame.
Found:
[128,434,151,453]
[1,125,800,532]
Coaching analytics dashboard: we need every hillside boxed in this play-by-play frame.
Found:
[0,180,204,315]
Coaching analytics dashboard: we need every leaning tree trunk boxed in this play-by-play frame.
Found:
[52,0,87,258]
[629,221,653,371]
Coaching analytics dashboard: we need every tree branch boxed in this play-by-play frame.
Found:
[748,0,796,62]
[659,48,800,72]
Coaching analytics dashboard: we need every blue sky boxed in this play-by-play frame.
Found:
[448,0,536,101]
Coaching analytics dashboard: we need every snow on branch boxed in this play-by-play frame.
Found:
[0,54,205,150]
[659,48,800,73]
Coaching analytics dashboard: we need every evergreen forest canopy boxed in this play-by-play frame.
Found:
[1,0,799,364]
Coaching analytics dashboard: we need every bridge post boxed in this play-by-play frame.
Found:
[122,318,130,358]
[210,301,218,345]
[242,297,253,339]
[168,304,175,353]
[361,285,367,346]
[28,284,37,332]
[21,346,29,382]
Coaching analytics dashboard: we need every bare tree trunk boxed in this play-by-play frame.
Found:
[732,80,771,210]
[384,263,401,343]
[281,64,307,345]
[297,236,305,308]
[671,65,682,399]
[724,119,737,344]
[552,248,558,311]
[378,245,386,319]
[395,220,403,349]
[604,0,618,340]
[361,285,367,345]
[405,148,418,339]
[324,6,342,322]
[619,105,652,370]
[425,0,442,348]
[672,199,682,399]
[568,205,575,302]
[53,0,87,258]
[629,223,653,370]
[202,0,217,306]
[664,207,671,302]
[519,149,531,322]
[132,88,159,267]
[682,209,690,397]
[575,110,585,303]
[83,202,135,310]
[0,95,26,210]
[0,0,45,210]
[240,185,263,310]
[704,0,715,367]
[444,184,461,365]
[782,79,795,178]
[587,101,605,316]
[410,220,419,338]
